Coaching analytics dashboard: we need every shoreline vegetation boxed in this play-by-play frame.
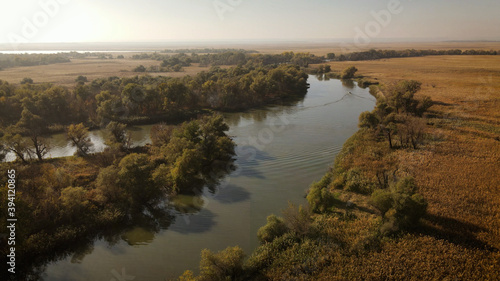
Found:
[0,58,310,280]
[1,49,499,280]
[176,55,500,280]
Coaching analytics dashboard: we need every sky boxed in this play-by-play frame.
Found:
[1,0,499,45]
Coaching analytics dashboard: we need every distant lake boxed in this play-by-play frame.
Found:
[31,75,375,280]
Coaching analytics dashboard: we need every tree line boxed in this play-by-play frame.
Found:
[0,53,70,70]
[0,63,308,162]
[332,48,499,61]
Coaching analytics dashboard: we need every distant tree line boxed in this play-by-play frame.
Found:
[160,48,258,54]
[333,48,499,61]
[0,53,70,70]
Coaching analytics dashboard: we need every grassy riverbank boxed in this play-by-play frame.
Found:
[179,55,500,280]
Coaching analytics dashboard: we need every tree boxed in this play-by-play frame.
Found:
[150,123,174,147]
[117,153,158,204]
[2,131,31,163]
[199,246,246,281]
[17,108,48,161]
[75,75,88,83]
[370,177,427,233]
[0,142,7,162]
[67,123,93,156]
[105,121,128,149]
[134,65,146,72]
[257,214,289,243]
[307,175,337,213]
[326,53,335,60]
[340,66,358,79]
[20,77,33,84]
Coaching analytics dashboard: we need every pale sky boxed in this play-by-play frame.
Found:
[1,0,499,44]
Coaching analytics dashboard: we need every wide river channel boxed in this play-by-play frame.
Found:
[37,75,375,280]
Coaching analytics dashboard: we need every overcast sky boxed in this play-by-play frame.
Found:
[1,0,499,44]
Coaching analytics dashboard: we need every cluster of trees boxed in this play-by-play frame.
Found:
[0,114,235,279]
[0,53,70,70]
[0,63,308,140]
[133,51,325,68]
[359,80,432,149]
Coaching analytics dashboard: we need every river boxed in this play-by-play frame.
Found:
[36,75,375,280]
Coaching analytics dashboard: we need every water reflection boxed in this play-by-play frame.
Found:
[38,76,376,280]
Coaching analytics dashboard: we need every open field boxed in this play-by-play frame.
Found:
[327,55,500,257]
[252,41,500,55]
[0,58,217,87]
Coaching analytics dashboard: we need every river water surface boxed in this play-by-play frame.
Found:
[39,75,375,280]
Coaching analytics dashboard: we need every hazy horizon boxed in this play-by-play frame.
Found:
[1,0,500,48]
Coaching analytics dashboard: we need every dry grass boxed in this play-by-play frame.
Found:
[252,41,500,55]
[0,58,217,87]
[325,55,500,275]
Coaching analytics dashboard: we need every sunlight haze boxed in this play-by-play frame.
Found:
[1,0,500,45]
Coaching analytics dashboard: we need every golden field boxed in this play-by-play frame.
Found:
[321,55,500,278]
[0,58,216,87]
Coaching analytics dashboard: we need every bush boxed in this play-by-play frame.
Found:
[198,246,246,281]
[75,75,88,83]
[370,177,427,234]
[341,66,358,79]
[134,65,146,72]
[307,174,337,213]
[257,214,289,243]
[20,77,34,84]
[282,203,313,237]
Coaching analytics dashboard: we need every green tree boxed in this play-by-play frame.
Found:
[75,75,88,83]
[370,177,427,233]
[17,108,49,161]
[67,123,93,156]
[1,131,31,163]
[117,153,158,205]
[307,175,337,213]
[105,121,128,149]
[341,66,358,79]
[257,214,289,243]
[20,77,33,84]
[134,65,146,72]
[198,246,246,281]
[326,53,335,60]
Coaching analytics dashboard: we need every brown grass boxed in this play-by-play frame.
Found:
[0,58,217,87]
[324,55,500,276]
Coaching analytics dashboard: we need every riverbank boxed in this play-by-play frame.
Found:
[179,55,500,280]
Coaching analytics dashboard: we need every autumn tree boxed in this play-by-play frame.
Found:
[1,131,31,163]
[105,121,128,149]
[0,142,6,162]
[198,246,246,281]
[67,123,94,156]
[341,66,358,79]
[17,108,49,161]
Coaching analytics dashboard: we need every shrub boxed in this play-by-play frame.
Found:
[198,246,245,281]
[370,177,428,234]
[341,66,358,79]
[20,77,33,84]
[307,174,337,213]
[257,214,289,244]
[282,203,313,237]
